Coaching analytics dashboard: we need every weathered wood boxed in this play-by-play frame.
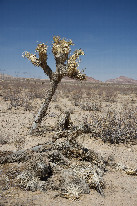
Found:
[0,133,106,197]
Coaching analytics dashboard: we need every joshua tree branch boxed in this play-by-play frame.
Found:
[40,63,53,80]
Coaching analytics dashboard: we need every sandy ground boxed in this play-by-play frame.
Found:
[0,80,137,206]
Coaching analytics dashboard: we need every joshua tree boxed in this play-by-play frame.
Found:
[22,36,86,133]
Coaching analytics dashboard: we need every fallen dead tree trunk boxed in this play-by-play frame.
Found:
[0,130,106,198]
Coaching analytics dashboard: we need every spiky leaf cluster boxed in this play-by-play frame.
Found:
[36,43,48,66]
[67,49,85,80]
[22,43,48,67]
[23,36,86,80]
[22,51,40,66]
[52,36,73,63]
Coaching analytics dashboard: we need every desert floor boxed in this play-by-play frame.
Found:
[0,77,137,206]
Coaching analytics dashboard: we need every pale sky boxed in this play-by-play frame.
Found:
[0,0,137,81]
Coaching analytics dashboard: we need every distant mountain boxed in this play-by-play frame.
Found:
[85,76,101,83]
[1,73,136,85]
[106,76,137,85]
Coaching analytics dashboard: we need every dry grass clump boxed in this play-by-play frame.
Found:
[0,135,10,145]
[76,100,101,112]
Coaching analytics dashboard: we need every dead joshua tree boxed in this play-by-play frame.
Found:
[22,36,86,133]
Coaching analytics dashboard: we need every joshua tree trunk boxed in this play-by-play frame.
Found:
[31,77,61,133]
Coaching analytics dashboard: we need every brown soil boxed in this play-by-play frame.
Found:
[0,78,137,206]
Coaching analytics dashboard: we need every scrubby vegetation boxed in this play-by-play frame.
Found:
[0,76,137,204]
[1,77,136,144]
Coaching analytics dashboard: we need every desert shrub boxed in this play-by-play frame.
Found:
[90,108,137,144]
[80,101,101,111]
[0,135,10,145]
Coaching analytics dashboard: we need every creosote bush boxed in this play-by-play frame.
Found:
[90,108,137,144]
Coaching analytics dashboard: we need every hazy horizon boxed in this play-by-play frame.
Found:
[1,71,137,83]
[0,0,137,81]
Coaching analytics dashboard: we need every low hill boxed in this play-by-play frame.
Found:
[85,76,101,83]
[106,76,137,85]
